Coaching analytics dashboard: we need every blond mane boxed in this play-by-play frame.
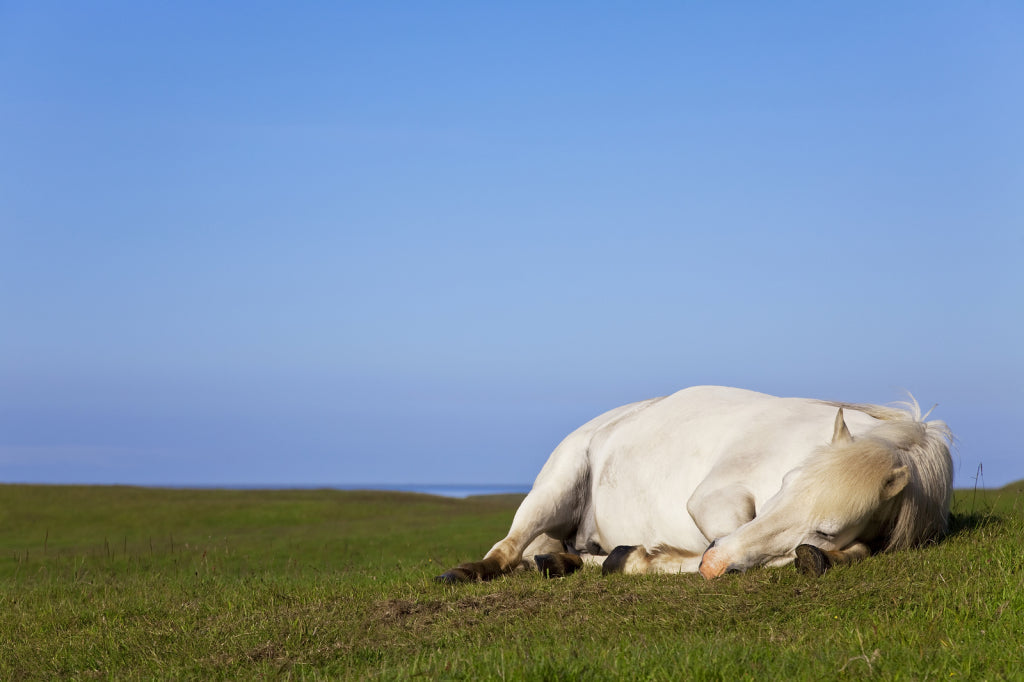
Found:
[818,397,955,550]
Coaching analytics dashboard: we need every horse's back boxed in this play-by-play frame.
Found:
[588,386,831,474]
[603,385,881,459]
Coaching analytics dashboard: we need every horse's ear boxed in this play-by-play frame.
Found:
[831,408,853,445]
[881,466,910,500]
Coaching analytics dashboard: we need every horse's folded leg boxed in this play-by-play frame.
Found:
[434,557,505,584]
[794,544,832,577]
[534,552,583,578]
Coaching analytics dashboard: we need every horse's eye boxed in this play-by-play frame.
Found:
[815,530,836,541]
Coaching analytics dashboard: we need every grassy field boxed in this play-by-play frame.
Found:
[1,482,1022,680]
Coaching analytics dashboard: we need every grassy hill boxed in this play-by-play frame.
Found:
[1,483,1021,679]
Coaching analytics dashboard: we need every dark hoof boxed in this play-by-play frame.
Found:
[434,568,473,584]
[794,544,831,577]
[534,553,583,578]
[434,557,504,584]
[602,545,639,576]
[433,562,481,584]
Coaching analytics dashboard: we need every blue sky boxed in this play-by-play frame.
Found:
[2,3,1021,488]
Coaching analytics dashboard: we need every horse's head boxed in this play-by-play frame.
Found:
[699,408,911,579]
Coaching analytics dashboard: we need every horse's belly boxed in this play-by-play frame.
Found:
[588,468,708,553]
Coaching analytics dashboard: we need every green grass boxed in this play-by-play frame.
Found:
[1,482,1022,680]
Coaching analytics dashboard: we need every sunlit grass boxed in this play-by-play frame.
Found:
[1,483,1021,679]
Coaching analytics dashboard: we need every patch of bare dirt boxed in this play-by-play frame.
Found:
[245,641,286,663]
[375,591,549,631]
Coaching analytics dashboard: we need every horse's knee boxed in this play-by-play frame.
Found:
[687,484,755,542]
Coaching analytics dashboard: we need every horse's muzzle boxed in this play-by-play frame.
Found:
[699,545,728,580]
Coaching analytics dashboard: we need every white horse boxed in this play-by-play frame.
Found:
[437,386,954,582]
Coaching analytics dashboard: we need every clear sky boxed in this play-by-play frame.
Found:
[2,3,1021,489]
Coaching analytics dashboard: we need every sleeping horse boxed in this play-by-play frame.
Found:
[437,386,954,582]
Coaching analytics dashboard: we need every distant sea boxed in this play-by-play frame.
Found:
[179,483,533,498]
[158,483,532,498]
[335,484,531,498]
